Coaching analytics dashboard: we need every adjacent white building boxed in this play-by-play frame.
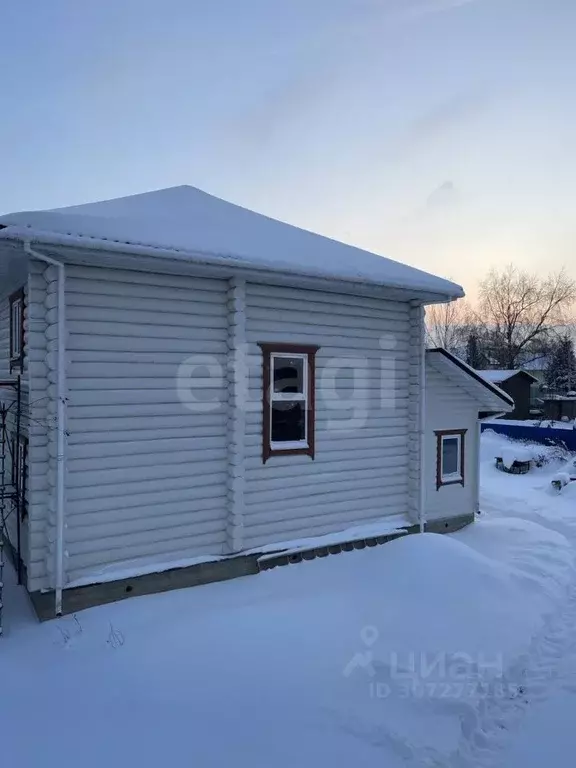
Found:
[0,186,513,618]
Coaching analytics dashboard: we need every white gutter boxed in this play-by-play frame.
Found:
[0,226,465,304]
[23,241,66,616]
[418,305,427,534]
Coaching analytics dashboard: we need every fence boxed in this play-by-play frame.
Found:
[481,421,576,452]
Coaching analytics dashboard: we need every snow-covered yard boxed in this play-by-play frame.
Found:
[2,430,576,767]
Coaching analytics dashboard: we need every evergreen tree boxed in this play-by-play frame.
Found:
[465,332,489,369]
[545,335,576,394]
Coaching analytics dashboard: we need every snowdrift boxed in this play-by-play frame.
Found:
[2,467,574,768]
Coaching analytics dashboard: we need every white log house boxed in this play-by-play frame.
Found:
[0,186,512,618]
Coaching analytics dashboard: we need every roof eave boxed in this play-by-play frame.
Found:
[428,347,515,409]
[0,226,464,303]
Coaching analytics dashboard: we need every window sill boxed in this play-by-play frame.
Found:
[438,476,464,489]
[270,441,309,451]
[264,445,315,463]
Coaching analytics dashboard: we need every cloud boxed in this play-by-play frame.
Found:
[226,0,486,150]
[399,0,480,22]
[392,87,489,158]
[426,180,459,208]
[233,67,336,146]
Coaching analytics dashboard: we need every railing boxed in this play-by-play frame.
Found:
[0,376,23,637]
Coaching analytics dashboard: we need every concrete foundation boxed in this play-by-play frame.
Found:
[28,513,475,621]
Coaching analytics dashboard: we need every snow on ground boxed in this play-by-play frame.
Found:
[2,430,576,767]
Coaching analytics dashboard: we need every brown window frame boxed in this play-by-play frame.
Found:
[259,343,319,464]
[11,432,28,489]
[9,287,25,372]
[435,429,466,490]
[10,432,28,520]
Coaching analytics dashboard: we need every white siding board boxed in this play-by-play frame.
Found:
[64,306,227,327]
[66,291,227,317]
[66,456,226,487]
[69,347,227,362]
[68,388,224,406]
[246,467,400,494]
[244,499,407,547]
[62,265,230,582]
[65,536,223,580]
[67,485,231,516]
[68,431,227,453]
[424,363,479,521]
[66,414,228,435]
[20,258,431,591]
[66,335,226,353]
[247,282,411,314]
[67,403,226,419]
[66,473,228,504]
[243,282,412,547]
[65,511,227,543]
[245,452,408,477]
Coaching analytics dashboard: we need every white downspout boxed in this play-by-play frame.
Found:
[418,305,427,534]
[23,241,66,616]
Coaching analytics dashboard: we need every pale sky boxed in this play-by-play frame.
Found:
[1,0,575,296]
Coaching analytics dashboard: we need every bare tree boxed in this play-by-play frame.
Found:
[425,299,471,352]
[477,265,576,369]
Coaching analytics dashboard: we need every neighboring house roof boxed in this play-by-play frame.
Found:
[0,185,463,299]
[428,349,514,411]
[521,357,549,372]
[479,369,539,385]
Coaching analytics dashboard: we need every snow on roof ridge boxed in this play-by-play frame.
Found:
[0,185,464,297]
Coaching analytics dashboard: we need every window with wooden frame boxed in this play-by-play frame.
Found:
[11,433,27,489]
[259,343,319,463]
[435,429,466,489]
[9,287,24,371]
[11,433,28,520]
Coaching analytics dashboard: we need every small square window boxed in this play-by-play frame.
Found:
[435,429,466,489]
[9,287,25,371]
[442,437,460,477]
[259,344,319,463]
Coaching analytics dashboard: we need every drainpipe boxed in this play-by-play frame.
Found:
[23,241,66,616]
[418,306,427,534]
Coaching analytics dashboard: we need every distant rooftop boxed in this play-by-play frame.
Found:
[479,369,538,384]
[0,185,463,298]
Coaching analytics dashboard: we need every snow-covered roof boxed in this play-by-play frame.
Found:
[0,185,463,298]
[521,357,549,372]
[428,349,514,411]
[480,369,538,384]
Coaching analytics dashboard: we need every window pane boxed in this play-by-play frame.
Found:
[271,401,305,442]
[442,437,459,476]
[273,356,304,394]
